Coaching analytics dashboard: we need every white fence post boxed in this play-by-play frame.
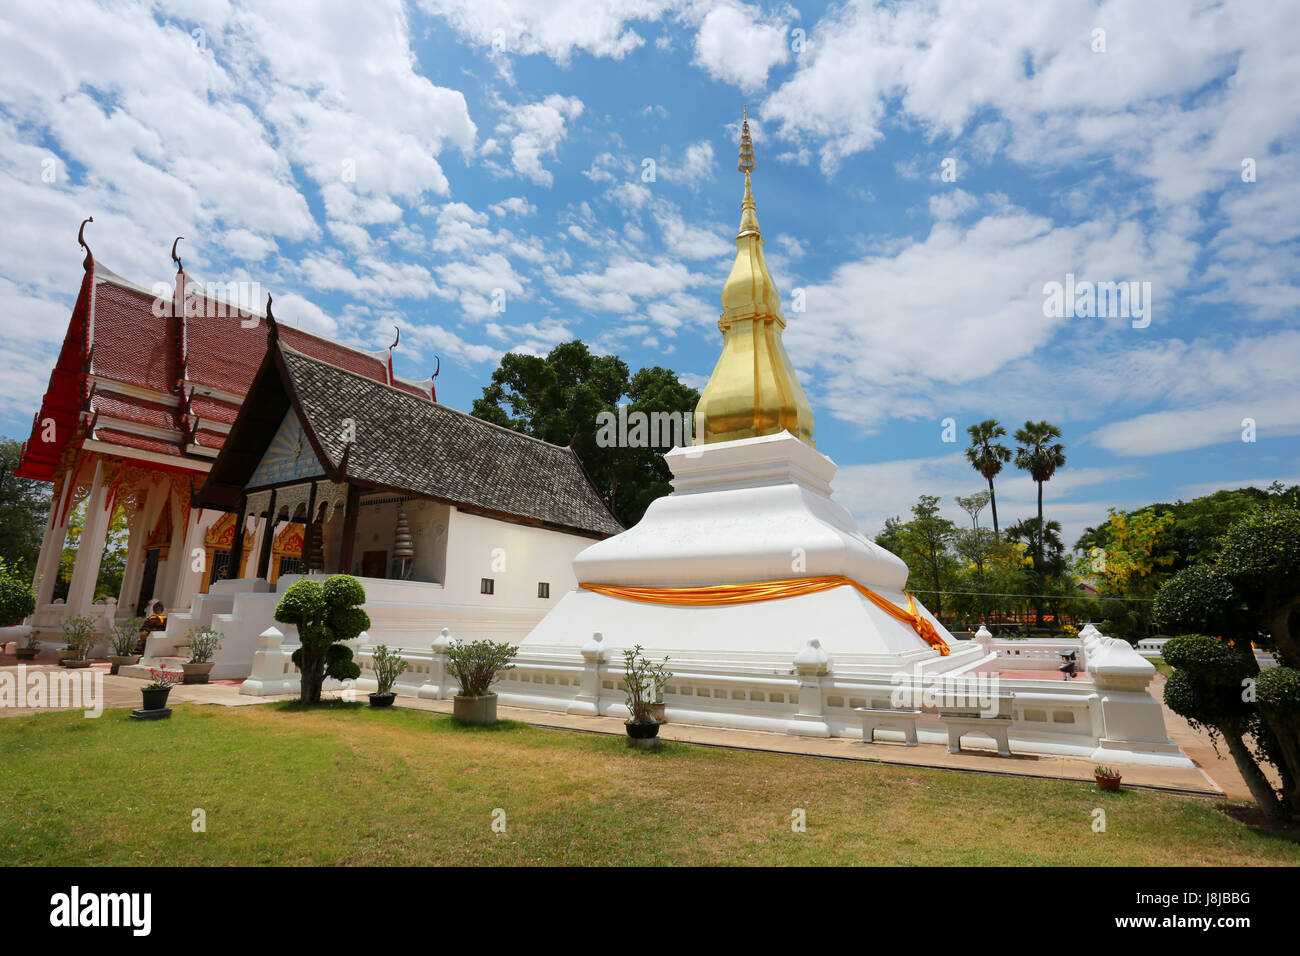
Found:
[788,638,833,737]
[568,632,607,716]
[1083,627,1187,766]
[418,627,453,700]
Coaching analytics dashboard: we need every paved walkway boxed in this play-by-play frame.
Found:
[0,662,1227,798]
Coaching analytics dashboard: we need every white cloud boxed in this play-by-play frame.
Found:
[659,140,716,187]
[1088,395,1300,457]
[495,94,584,186]
[692,2,793,92]
[929,188,979,221]
[490,196,537,217]
[783,204,1195,431]
[418,0,675,63]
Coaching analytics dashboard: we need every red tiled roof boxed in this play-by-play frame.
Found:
[193,428,227,449]
[90,392,179,431]
[17,259,439,482]
[187,393,240,425]
[92,281,179,393]
[93,428,183,457]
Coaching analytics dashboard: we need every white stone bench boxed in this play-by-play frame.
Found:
[854,707,922,747]
[933,695,1016,756]
[939,714,1013,756]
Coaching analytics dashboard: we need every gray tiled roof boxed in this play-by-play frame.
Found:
[281,343,622,538]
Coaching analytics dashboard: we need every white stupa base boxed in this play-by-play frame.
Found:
[525,431,964,666]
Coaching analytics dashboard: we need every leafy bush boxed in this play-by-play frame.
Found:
[444,639,517,697]
[109,617,145,656]
[621,645,671,723]
[1163,667,1253,732]
[60,614,97,659]
[1257,667,1300,731]
[185,625,222,664]
[0,558,36,626]
[1153,564,1239,636]
[1162,634,1254,686]
[274,575,367,704]
[370,644,410,696]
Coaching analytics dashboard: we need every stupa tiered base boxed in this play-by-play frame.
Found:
[523,432,979,674]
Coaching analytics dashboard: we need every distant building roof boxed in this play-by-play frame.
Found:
[16,254,436,482]
[199,337,623,540]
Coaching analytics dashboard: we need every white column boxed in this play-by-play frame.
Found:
[33,474,76,606]
[119,481,167,615]
[168,505,207,609]
[154,491,189,611]
[116,507,147,617]
[65,458,112,614]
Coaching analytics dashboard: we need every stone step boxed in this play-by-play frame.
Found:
[118,659,187,681]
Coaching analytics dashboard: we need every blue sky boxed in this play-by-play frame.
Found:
[1,0,1297,545]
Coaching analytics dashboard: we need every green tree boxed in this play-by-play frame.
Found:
[471,340,699,527]
[0,438,50,577]
[1014,420,1066,624]
[954,490,991,529]
[274,574,368,705]
[964,420,1011,535]
[1072,508,1175,639]
[1154,500,1300,818]
[895,495,958,620]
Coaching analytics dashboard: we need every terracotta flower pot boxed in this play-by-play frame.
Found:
[1095,772,1122,792]
[181,662,215,684]
[453,693,498,725]
[15,648,38,661]
[652,701,667,723]
[108,654,140,675]
[64,658,92,669]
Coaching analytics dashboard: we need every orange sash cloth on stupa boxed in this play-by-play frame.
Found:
[578,575,950,656]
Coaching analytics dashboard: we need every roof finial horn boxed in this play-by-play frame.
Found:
[171,236,184,272]
[78,217,94,272]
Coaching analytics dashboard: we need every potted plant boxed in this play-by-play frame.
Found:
[107,616,144,674]
[368,644,408,707]
[445,639,517,725]
[650,656,671,723]
[140,667,180,714]
[622,645,671,742]
[1094,765,1123,792]
[15,631,40,661]
[181,625,222,684]
[60,614,97,667]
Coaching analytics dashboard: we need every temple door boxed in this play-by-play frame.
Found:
[135,549,159,616]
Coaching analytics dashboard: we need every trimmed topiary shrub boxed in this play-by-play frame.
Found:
[274,574,367,704]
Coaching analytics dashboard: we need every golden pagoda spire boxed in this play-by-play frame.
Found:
[694,108,815,447]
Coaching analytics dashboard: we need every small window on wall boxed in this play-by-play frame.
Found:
[537,582,550,599]
[480,578,495,595]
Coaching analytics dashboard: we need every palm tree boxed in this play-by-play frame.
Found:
[1014,420,1067,624]
[965,420,1011,535]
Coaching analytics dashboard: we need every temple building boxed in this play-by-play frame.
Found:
[16,225,616,665]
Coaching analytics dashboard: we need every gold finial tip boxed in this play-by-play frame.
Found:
[738,108,755,174]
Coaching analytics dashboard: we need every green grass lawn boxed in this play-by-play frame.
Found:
[1,701,1296,866]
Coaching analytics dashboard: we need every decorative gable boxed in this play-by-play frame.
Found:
[248,407,325,488]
